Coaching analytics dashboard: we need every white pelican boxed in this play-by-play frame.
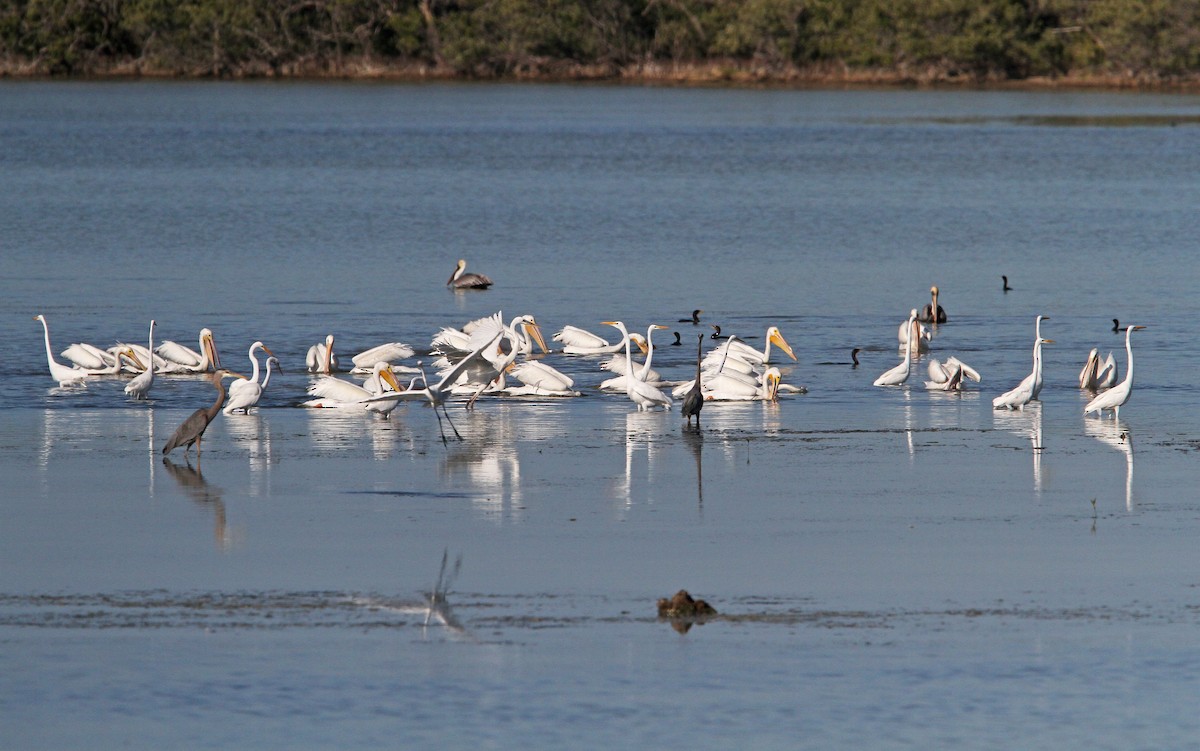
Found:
[303,362,404,415]
[306,334,337,373]
[124,320,157,400]
[926,357,981,390]
[701,326,796,368]
[504,361,580,396]
[61,341,120,371]
[897,313,931,353]
[1084,325,1145,421]
[34,315,89,387]
[702,367,782,402]
[919,285,947,323]
[225,341,276,414]
[157,328,220,372]
[435,313,547,357]
[554,325,649,356]
[602,322,672,411]
[363,332,504,443]
[993,334,1054,410]
[350,342,415,374]
[875,311,917,387]
[1079,348,1118,390]
[447,259,493,289]
[82,347,142,376]
[598,324,669,391]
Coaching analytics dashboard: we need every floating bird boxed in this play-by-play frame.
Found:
[599,324,669,391]
[702,326,796,368]
[1002,275,1012,292]
[504,361,580,397]
[681,335,704,426]
[1084,325,1145,421]
[446,259,492,290]
[670,331,682,346]
[602,321,673,411]
[124,319,157,400]
[162,370,243,462]
[81,347,142,376]
[926,356,981,391]
[1079,348,1118,390]
[919,285,947,324]
[993,317,1053,410]
[306,334,337,373]
[34,314,89,387]
[875,310,917,387]
[303,361,404,415]
[363,332,504,444]
[224,341,276,414]
[1112,318,1121,332]
[897,315,931,353]
[679,309,703,324]
[851,348,860,367]
[710,325,722,340]
[61,341,128,372]
[156,328,220,372]
[554,324,648,355]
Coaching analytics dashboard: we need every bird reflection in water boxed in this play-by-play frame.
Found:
[1084,419,1133,512]
[618,411,662,513]
[683,425,704,515]
[352,549,472,640]
[441,406,523,521]
[220,412,277,492]
[305,408,413,461]
[993,402,1045,494]
[161,457,233,550]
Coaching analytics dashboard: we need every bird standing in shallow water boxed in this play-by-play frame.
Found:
[1084,325,1145,421]
[162,369,242,463]
[447,259,493,289]
[681,335,704,427]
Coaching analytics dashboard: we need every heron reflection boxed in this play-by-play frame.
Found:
[683,426,704,514]
[162,457,232,550]
[1084,419,1133,511]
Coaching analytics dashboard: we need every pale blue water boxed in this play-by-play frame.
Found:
[2,81,1200,749]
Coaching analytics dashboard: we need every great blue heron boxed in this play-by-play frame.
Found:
[681,334,704,426]
[447,259,493,289]
[162,369,243,461]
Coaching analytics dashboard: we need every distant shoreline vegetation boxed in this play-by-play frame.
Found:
[3,0,1199,88]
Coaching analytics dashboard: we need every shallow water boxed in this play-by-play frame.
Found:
[2,81,1200,748]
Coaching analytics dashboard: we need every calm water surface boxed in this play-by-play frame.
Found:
[2,82,1200,749]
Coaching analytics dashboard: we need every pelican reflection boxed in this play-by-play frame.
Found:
[1084,419,1133,511]
[305,408,412,460]
[162,457,233,550]
[441,405,523,521]
[993,402,1044,494]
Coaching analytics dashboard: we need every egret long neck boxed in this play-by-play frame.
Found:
[638,327,657,380]
[1122,329,1135,388]
[248,346,262,384]
[39,318,54,367]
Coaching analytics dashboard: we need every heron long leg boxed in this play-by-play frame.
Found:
[441,404,462,440]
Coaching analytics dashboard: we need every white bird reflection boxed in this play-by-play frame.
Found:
[1084,419,1134,512]
[305,408,413,461]
[220,412,277,491]
[441,406,524,522]
[352,550,472,641]
[993,402,1045,494]
[615,411,664,514]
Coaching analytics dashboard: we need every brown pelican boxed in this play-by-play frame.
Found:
[447,259,493,289]
[919,285,947,324]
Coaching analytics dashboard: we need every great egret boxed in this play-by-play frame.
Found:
[306,334,337,373]
[875,311,917,387]
[224,341,276,414]
[919,285,947,323]
[598,324,669,391]
[602,321,672,411]
[678,309,703,324]
[162,370,243,462]
[681,334,704,426]
[34,314,89,387]
[993,334,1054,410]
[124,320,157,400]
[363,332,503,443]
[156,328,220,372]
[897,314,931,353]
[447,259,492,289]
[1084,325,1145,420]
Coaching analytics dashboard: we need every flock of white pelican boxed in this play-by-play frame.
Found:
[32,279,1147,455]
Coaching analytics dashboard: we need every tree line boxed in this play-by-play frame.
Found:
[3,0,1199,84]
